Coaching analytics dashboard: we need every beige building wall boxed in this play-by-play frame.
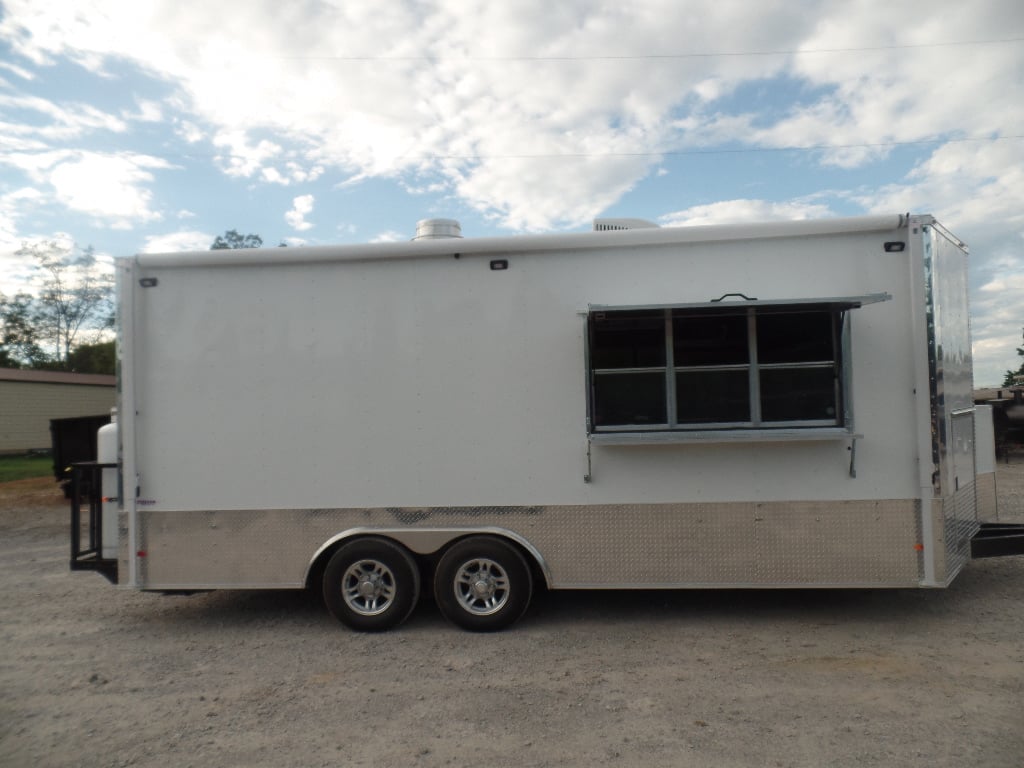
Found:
[0,369,116,453]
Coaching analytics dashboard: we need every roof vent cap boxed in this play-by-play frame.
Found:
[413,218,463,240]
[593,218,660,231]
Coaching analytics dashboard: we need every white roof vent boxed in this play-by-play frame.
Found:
[413,218,463,240]
[592,218,660,231]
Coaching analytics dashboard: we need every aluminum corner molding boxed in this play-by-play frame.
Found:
[907,217,938,585]
[117,258,141,588]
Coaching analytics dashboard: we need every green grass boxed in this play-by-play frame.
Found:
[0,454,54,483]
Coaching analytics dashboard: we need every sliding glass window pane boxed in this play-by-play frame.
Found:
[590,310,666,368]
[593,372,667,427]
[760,368,837,422]
[757,311,834,364]
[673,313,748,366]
[675,370,750,424]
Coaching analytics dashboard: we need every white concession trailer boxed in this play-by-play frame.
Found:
[71,213,1015,631]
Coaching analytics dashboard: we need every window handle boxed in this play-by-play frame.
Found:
[711,292,757,302]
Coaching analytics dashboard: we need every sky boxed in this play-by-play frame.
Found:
[0,0,1022,385]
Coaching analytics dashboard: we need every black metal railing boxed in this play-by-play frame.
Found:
[70,461,118,583]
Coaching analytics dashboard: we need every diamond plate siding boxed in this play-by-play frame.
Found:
[753,501,919,585]
[975,472,997,522]
[942,480,980,583]
[136,499,922,590]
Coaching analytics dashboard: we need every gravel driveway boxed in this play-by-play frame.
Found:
[2,463,1023,768]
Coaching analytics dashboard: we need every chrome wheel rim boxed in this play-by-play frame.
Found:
[453,558,509,616]
[342,559,396,616]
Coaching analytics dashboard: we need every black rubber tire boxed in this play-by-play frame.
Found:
[434,536,533,632]
[322,537,420,632]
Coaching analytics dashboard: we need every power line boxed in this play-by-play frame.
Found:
[281,37,1024,62]
[21,131,1022,166]
[145,133,1024,165]
[398,134,1024,161]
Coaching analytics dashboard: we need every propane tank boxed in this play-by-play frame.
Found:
[97,409,119,561]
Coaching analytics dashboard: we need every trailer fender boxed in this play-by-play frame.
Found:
[304,527,553,589]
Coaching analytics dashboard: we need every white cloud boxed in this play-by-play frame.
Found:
[48,152,170,227]
[0,229,78,296]
[370,230,406,243]
[0,0,820,229]
[285,194,314,231]
[176,120,204,143]
[261,167,285,184]
[4,0,1020,231]
[973,274,1024,386]
[123,98,163,123]
[0,85,172,229]
[0,148,71,178]
[843,136,1024,385]
[853,140,1024,231]
[285,161,324,184]
[0,59,34,80]
[213,130,282,179]
[660,199,834,228]
[0,188,45,294]
[141,230,214,253]
[0,186,44,250]
[680,5,1024,168]
[0,93,127,142]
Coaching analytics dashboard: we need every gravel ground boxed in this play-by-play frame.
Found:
[2,462,1023,768]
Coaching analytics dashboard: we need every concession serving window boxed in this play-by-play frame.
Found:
[585,293,890,444]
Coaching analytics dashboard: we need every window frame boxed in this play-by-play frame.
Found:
[585,294,889,439]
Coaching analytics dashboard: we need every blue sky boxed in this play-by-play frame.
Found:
[1,0,1022,384]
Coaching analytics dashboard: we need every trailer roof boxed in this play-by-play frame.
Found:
[135,213,914,269]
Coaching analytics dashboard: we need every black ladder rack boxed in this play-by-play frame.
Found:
[70,461,118,584]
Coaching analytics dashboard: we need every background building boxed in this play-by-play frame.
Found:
[0,368,115,454]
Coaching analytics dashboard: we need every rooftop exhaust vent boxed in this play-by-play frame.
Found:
[413,218,463,240]
[592,218,660,232]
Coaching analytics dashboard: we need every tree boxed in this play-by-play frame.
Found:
[2,240,114,370]
[0,292,46,368]
[27,240,114,367]
[1003,326,1024,386]
[66,340,116,375]
[211,230,263,250]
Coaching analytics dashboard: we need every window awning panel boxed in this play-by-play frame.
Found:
[588,292,891,314]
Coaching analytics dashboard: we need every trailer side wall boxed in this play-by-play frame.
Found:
[119,221,944,589]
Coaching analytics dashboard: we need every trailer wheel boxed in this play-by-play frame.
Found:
[322,537,420,632]
[434,537,533,632]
